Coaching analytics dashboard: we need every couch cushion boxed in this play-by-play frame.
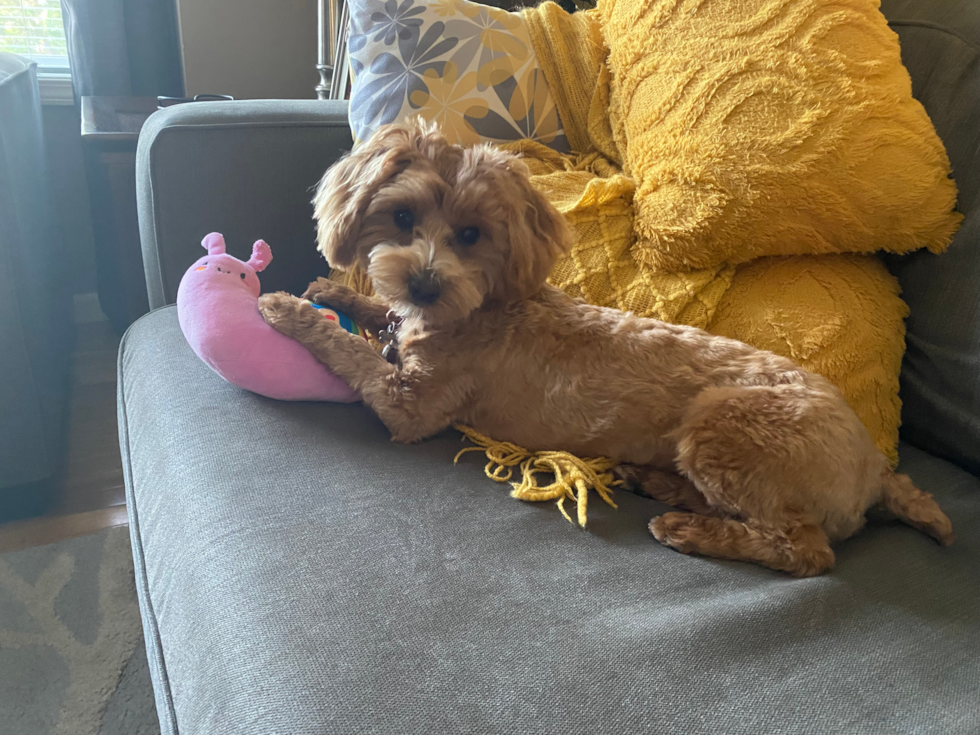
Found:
[120,306,980,735]
[879,1,980,475]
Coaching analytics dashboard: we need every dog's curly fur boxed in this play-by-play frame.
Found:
[259,119,954,577]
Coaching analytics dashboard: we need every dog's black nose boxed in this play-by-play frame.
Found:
[407,271,441,305]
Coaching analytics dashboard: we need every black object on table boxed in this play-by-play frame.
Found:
[81,95,157,333]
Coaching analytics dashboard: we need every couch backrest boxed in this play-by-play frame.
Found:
[881,0,980,474]
[137,101,353,308]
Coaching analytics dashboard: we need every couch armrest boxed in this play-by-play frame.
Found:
[136,100,353,309]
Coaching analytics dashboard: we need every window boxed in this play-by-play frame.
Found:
[0,0,70,74]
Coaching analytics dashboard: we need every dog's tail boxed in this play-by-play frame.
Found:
[879,470,954,546]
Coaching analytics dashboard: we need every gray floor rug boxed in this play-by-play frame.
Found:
[0,526,160,735]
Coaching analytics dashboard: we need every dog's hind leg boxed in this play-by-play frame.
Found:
[616,465,719,516]
[650,513,835,577]
[879,470,954,545]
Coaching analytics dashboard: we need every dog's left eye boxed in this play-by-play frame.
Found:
[457,227,480,246]
[393,209,414,232]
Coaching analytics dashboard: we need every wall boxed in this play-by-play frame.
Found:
[176,0,320,101]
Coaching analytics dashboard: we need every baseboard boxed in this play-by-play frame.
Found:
[0,477,55,524]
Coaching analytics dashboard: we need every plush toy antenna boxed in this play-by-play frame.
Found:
[203,232,226,255]
[246,240,273,272]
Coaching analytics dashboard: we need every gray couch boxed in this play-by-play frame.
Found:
[121,1,980,732]
[0,54,72,519]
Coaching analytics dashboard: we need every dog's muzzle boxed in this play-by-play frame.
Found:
[408,270,441,305]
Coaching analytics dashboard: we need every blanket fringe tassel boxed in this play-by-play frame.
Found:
[453,425,621,527]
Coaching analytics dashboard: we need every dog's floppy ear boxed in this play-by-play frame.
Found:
[500,157,573,301]
[312,119,442,270]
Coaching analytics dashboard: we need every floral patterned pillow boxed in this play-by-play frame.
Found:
[347,0,569,150]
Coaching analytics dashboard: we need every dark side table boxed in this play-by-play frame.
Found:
[81,96,157,333]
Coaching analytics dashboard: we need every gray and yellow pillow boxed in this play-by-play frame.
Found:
[347,0,569,149]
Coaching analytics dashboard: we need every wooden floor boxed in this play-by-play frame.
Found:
[0,319,128,553]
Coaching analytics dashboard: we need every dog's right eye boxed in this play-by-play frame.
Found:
[393,209,414,232]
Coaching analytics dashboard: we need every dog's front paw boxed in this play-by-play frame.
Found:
[301,277,349,306]
[258,292,321,337]
[301,278,365,313]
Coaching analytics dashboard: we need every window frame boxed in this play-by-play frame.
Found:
[0,0,73,104]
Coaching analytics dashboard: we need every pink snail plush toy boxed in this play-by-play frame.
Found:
[176,232,361,402]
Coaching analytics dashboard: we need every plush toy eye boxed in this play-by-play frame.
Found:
[393,209,414,232]
[457,227,480,246]
[240,272,246,280]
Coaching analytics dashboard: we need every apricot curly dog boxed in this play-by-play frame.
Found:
[259,120,953,577]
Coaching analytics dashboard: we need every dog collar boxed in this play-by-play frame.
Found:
[378,310,403,364]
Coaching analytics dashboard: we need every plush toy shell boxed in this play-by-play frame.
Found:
[176,232,360,402]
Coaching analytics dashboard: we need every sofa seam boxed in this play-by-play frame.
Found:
[117,311,181,735]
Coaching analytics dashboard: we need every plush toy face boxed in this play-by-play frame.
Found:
[185,231,270,297]
[189,252,262,297]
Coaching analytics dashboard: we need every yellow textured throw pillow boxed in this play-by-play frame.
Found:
[598,0,962,272]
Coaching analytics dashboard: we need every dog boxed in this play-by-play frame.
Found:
[258,119,953,577]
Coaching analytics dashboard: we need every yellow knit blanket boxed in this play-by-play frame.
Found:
[338,0,961,525]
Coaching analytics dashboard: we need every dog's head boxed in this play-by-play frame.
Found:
[312,119,571,325]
